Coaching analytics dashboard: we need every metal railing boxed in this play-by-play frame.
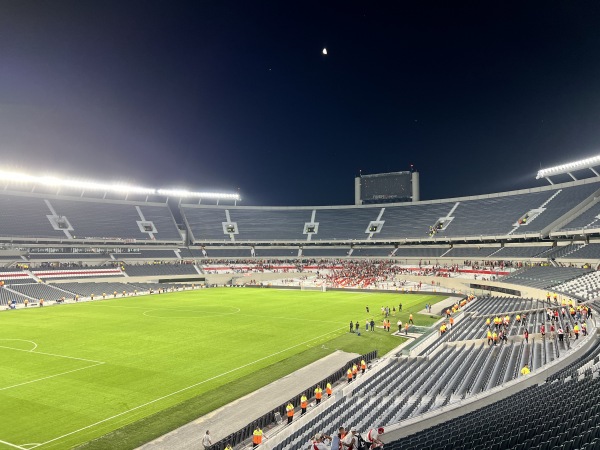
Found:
[207,350,378,450]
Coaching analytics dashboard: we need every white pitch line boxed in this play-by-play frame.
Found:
[0,362,104,392]
[0,345,105,365]
[0,339,37,352]
[0,439,27,450]
[33,327,346,448]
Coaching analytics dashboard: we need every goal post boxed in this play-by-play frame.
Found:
[300,283,327,292]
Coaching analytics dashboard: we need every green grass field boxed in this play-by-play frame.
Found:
[0,288,442,450]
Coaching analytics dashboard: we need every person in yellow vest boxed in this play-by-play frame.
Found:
[326,382,332,397]
[485,317,491,328]
[409,313,414,324]
[553,292,558,303]
[574,322,580,339]
[314,386,323,404]
[439,323,447,335]
[487,329,492,345]
[492,331,498,346]
[24,299,28,307]
[360,359,367,374]
[504,315,510,327]
[546,292,551,302]
[225,443,233,450]
[285,402,294,424]
[252,427,264,447]
[352,364,358,380]
[300,394,308,414]
[516,314,521,323]
[521,364,530,376]
[347,368,353,383]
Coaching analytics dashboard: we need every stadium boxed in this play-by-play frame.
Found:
[2,156,600,450]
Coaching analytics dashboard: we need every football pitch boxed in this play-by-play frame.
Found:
[0,288,442,450]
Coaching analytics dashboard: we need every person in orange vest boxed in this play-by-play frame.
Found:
[347,368,353,383]
[314,386,323,404]
[300,394,308,414]
[252,427,264,447]
[352,364,358,380]
[326,382,332,397]
[360,359,366,374]
[404,322,409,336]
[285,401,294,424]
[449,317,454,329]
[409,313,414,324]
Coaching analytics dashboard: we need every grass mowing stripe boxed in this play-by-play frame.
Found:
[0,289,443,449]
[36,327,346,449]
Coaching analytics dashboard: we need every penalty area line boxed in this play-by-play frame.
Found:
[0,439,27,450]
[33,326,346,448]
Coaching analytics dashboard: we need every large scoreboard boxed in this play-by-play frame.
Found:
[355,171,420,205]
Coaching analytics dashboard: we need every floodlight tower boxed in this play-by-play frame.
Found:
[536,155,600,185]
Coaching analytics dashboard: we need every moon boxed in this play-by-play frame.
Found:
[322,48,328,55]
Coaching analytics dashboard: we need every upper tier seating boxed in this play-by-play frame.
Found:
[558,200,600,231]
[182,181,600,243]
[0,191,181,242]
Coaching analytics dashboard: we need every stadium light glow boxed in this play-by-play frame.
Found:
[0,170,240,200]
[536,155,600,180]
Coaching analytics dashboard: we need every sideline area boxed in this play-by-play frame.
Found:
[138,350,360,450]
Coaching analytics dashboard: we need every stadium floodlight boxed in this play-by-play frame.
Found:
[536,155,600,183]
[0,170,240,200]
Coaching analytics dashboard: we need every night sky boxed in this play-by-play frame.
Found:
[2,1,600,206]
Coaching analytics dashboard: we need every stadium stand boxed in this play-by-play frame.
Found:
[28,252,112,260]
[492,245,553,258]
[558,199,600,231]
[554,271,600,301]
[122,263,199,277]
[0,193,66,239]
[269,294,592,450]
[8,283,73,301]
[112,249,179,259]
[388,342,600,450]
[393,247,449,258]
[203,248,250,258]
[302,247,351,257]
[31,266,124,280]
[444,247,499,258]
[561,243,600,260]
[351,247,395,257]
[253,247,299,257]
[0,286,29,305]
[500,266,591,289]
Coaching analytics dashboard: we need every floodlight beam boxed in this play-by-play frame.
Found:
[0,170,240,201]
